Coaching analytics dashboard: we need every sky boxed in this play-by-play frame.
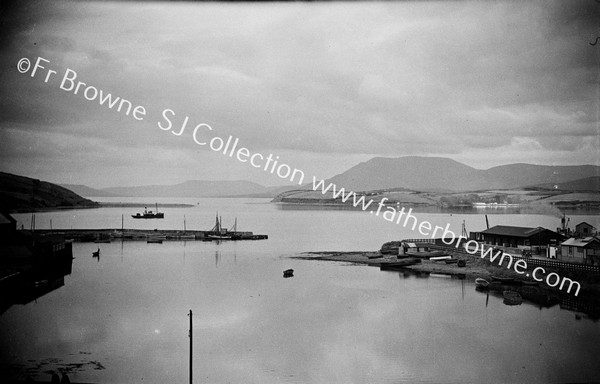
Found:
[0,0,598,188]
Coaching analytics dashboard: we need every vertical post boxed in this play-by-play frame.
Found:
[121,214,124,232]
[188,309,193,384]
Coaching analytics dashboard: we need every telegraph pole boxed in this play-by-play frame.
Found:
[188,309,193,384]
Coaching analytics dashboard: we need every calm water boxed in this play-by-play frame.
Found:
[2,198,600,383]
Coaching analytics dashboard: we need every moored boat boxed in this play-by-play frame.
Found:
[475,277,490,289]
[503,290,523,305]
[380,258,422,270]
[492,276,518,284]
[206,213,235,240]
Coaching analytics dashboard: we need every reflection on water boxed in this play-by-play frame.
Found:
[391,267,600,321]
[1,242,599,383]
[1,276,66,315]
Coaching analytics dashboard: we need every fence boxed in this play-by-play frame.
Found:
[421,239,600,274]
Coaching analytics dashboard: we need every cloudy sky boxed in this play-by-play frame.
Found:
[0,1,598,188]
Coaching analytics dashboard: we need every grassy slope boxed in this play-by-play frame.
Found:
[0,172,98,212]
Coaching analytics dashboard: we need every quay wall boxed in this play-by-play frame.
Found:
[23,229,268,241]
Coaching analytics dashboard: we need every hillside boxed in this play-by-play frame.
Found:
[0,172,98,212]
[528,176,600,192]
[101,180,271,197]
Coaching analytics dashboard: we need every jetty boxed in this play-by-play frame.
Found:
[25,228,268,242]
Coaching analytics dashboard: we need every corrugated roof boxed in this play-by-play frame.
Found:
[561,237,600,248]
[480,225,547,238]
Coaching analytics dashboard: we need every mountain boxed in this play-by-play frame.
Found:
[307,157,600,193]
[0,172,98,212]
[101,180,271,197]
[61,184,118,198]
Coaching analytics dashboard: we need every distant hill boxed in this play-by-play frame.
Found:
[528,176,600,192]
[317,157,600,193]
[61,184,118,198]
[101,180,271,197]
[0,172,98,212]
[485,164,600,191]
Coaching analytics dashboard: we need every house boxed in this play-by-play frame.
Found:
[399,241,430,255]
[575,222,596,238]
[471,225,565,255]
[559,237,600,265]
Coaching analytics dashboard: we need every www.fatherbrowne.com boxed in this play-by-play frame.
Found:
[310,177,581,296]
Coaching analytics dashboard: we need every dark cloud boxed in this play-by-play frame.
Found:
[0,1,597,186]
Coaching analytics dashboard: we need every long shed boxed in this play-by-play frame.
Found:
[472,225,565,250]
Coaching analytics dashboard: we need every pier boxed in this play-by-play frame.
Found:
[23,228,268,242]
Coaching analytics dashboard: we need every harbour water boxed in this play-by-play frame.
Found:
[1,198,599,383]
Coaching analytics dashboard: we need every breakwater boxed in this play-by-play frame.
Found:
[26,229,268,242]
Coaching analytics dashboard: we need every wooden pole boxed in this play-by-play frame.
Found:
[188,309,193,384]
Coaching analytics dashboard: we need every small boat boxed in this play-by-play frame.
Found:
[503,290,523,305]
[475,278,490,289]
[492,276,516,284]
[92,248,100,257]
[147,238,163,244]
[380,258,422,270]
[283,269,294,278]
[132,203,164,219]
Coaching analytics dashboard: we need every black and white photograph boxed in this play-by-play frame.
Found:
[1,1,599,383]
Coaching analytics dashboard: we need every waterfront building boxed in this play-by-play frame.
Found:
[471,225,565,255]
[559,237,600,265]
[575,222,596,238]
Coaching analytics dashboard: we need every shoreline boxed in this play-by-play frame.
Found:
[294,250,600,300]
[294,251,492,280]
